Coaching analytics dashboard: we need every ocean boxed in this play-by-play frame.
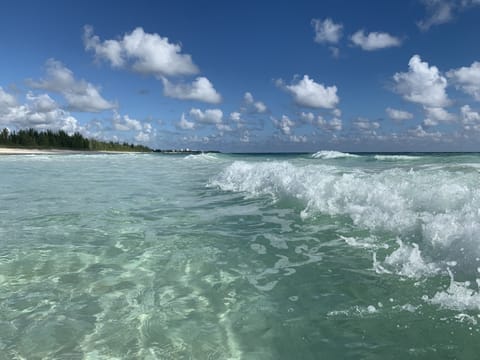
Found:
[1,151,480,359]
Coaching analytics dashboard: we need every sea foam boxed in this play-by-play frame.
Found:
[211,160,480,278]
[312,150,359,159]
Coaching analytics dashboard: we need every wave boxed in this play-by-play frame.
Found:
[184,153,221,161]
[312,150,360,159]
[210,160,480,309]
[374,155,421,161]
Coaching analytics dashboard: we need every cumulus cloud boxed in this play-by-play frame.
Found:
[331,108,342,117]
[447,61,480,101]
[0,87,17,108]
[300,111,342,131]
[243,92,267,113]
[350,30,402,51]
[0,90,80,133]
[323,117,343,131]
[386,107,414,121]
[393,54,450,108]
[111,110,143,131]
[189,108,223,124]
[311,18,343,44]
[272,115,295,135]
[28,59,115,112]
[353,118,381,131]
[289,135,307,143]
[408,125,442,140]
[178,113,195,130]
[26,92,58,113]
[461,104,480,129]
[230,112,242,122]
[282,75,339,109]
[134,122,156,143]
[84,25,199,77]
[161,77,222,104]
[423,106,456,127]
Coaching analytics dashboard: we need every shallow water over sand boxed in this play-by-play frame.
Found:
[1,152,480,359]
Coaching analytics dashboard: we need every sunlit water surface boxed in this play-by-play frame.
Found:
[1,151,480,359]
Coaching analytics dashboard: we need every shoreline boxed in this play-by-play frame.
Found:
[0,147,144,155]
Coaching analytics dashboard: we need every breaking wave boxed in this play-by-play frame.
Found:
[210,160,480,311]
[312,150,360,159]
[184,153,221,161]
[374,155,421,161]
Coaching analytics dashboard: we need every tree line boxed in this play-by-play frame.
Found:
[0,128,152,152]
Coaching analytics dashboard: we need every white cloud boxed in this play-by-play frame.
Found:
[134,131,151,143]
[29,59,115,112]
[300,111,315,124]
[300,111,342,131]
[240,130,250,143]
[386,107,414,121]
[324,117,343,131]
[0,91,80,134]
[447,61,480,101]
[461,105,480,125]
[417,0,480,30]
[272,115,295,135]
[112,110,143,131]
[84,25,199,77]
[0,87,17,108]
[353,118,380,131]
[216,123,233,132]
[178,113,195,130]
[284,75,339,109]
[26,92,58,113]
[162,77,222,104]
[311,18,343,44]
[423,106,456,126]
[417,0,455,30]
[243,92,267,113]
[289,135,307,143]
[230,112,242,122]
[135,123,156,143]
[351,30,402,51]
[332,108,342,117]
[393,55,450,108]
[408,125,442,139]
[189,108,223,124]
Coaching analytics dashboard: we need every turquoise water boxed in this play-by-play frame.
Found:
[1,151,480,359]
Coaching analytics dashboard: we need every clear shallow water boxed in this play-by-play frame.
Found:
[1,151,480,358]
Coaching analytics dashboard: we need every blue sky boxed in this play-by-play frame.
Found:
[1,0,480,152]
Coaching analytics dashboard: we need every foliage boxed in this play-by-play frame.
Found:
[0,128,152,152]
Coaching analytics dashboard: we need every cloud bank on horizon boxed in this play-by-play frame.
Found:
[0,0,480,151]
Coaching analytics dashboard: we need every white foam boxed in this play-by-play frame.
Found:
[184,153,220,161]
[312,150,359,159]
[428,271,480,311]
[210,160,480,280]
[380,240,440,279]
[374,155,421,161]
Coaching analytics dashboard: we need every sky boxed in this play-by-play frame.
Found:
[1,0,480,152]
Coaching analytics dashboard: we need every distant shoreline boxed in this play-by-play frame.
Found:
[0,147,138,155]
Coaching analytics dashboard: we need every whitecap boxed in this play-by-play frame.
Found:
[312,150,359,159]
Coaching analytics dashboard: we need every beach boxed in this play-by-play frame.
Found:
[0,147,142,155]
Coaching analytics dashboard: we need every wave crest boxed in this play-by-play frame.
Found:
[312,150,359,159]
[210,160,480,278]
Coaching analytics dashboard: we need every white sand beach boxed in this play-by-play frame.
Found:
[0,148,136,155]
[0,148,78,155]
